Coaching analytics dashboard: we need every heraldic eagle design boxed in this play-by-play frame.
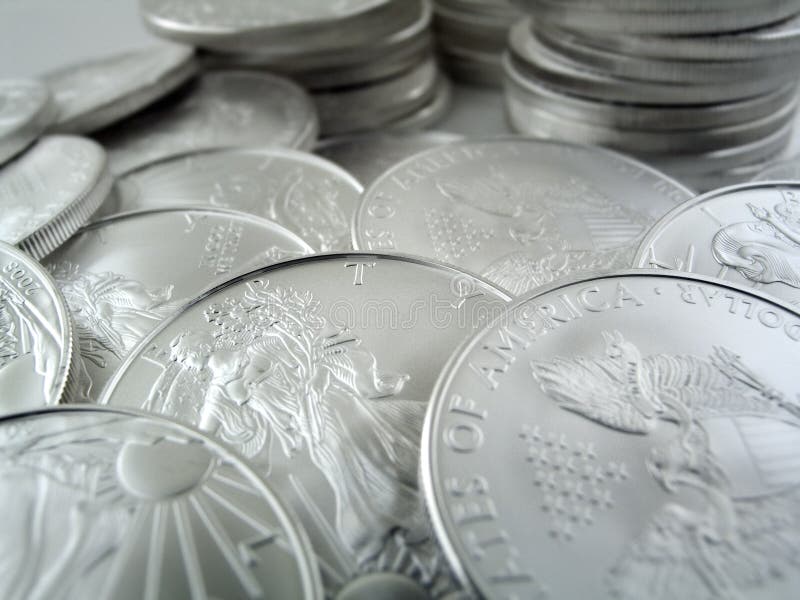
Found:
[531,331,800,599]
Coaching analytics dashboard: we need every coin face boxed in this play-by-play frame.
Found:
[315,131,462,187]
[355,138,692,296]
[0,135,112,260]
[96,71,318,174]
[0,79,55,166]
[100,253,510,597]
[45,44,197,134]
[108,147,363,252]
[635,183,800,306]
[45,207,312,401]
[0,406,322,599]
[0,242,75,414]
[423,271,800,600]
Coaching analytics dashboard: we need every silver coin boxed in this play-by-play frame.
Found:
[0,242,75,414]
[0,405,322,599]
[106,147,363,252]
[44,44,197,135]
[199,0,431,77]
[386,75,454,133]
[45,207,312,401]
[565,12,800,61]
[423,270,800,600]
[517,0,800,34]
[0,135,112,260]
[316,130,462,187]
[505,89,797,155]
[99,252,510,597]
[96,70,318,174]
[354,138,692,297]
[141,0,393,48]
[314,56,439,137]
[635,182,800,306]
[0,79,56,166]
[753,157,800,182]
[437,83,512,137]
[509,23,789,105]
[535,24,800,85]
[503,58,799,132]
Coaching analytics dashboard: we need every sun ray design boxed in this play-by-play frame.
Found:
[144,502,167,600]
[173,498,208,599]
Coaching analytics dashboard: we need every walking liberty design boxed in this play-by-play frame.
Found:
[143,279,450,593]
[712,189,800,289]
[531,331,800,599]
[435,169,650,295]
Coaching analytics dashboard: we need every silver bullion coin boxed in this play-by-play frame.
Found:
[753,158,800,182]
[95,70,318,174]
[314,56,439,137]
[44,207,312,401]
[0,405,322,599]
[44,44,197,135]
[0,79,56,166]
[423,270,800,600]
[634,182,800,307]
[140,0,394,49]
[517,0,800,35]
[0,242,75,414]
[0,135,112,260]
[315,130,463,187]
[106,147,363,252]
[387,76,454,133]
[99,252,511,597]
[354,138,693,297]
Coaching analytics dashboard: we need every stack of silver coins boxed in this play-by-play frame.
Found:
[506,0,800,190]
[142,0,449,137]
[433,0,521,86]
[3,1,800,599]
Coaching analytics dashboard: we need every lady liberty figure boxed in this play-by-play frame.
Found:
[144,280,441,589]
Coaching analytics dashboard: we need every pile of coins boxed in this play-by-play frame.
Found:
[2,1,800,599]
[145,0,449,136]
[433,0,521,85]
[506,0,800,190]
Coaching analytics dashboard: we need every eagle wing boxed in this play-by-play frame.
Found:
[531,355,653,434]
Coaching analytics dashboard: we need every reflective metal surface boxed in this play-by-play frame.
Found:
[423,271,800,599]
[0,242,75,413]
[635,182,800,307]
[96,71,318,174]
[0,135,112,259]
[355,138,692,296]
[100,252,510,597]
[45,207,312,401]
[0,79,55,166]
[108,147,363,252]
[45,44,197,134]
[0,406,322,599]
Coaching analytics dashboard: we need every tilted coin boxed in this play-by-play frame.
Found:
[387,76,454,133]
[423,271,800,600]
[45,207,312,401]
[44,44,197,134]
[106,147,363,251]
[753,157,800,182]
[314,56,440,137]
[315,130,462,187]
[140,0,395,51]
[354,138,692,297]
[516,0,800,35]
[0,242,75,414]
[0,135,112,260]
[0,79,55,166]
[95,70,318,174]
[0,406,322,599]
[100,253,510,597]
[635,182,800,306]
